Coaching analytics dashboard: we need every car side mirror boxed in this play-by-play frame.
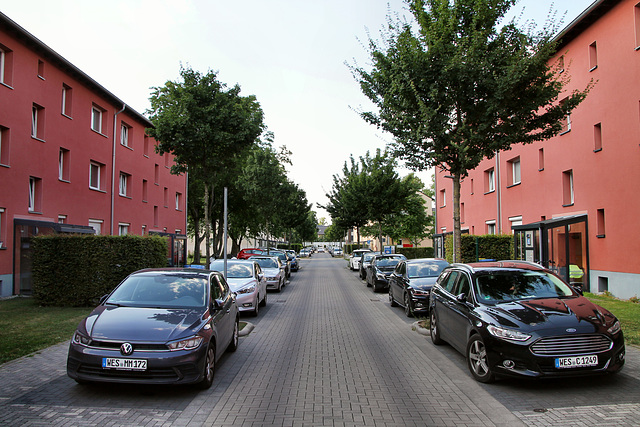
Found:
[572,285,583,296]
[210,299,223,311]
[456,293,468,303]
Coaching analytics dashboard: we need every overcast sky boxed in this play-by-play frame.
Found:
[1,0,595,221]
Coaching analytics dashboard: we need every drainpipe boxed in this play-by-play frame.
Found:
[110,104,126,236]
[496,151,502,234]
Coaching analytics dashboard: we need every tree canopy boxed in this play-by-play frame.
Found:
[352,0,590,260]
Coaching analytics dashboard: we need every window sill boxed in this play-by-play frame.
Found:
[0,163,9,168]
[31,136,46,143]
[91,129,108,138]
[589,65,598,72]
[484,190,495,195]
[596,234,606,238]
[594,148,602,153]
[538,168,544,172]
[89,187,107,193]
[37,75,45,81]
[119,194,132,199]
[121,144,134,151]
[28,210,42,215]
[559,129,571,136]
[562,203,574,207]
[62,113,73,120]
[507,182,521,189]
[58,178,70,183]
[0,82,14,89]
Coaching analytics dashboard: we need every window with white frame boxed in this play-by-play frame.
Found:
[31,103,45,140]
[58,215,67,224]
[563,170,574,206]
[91,106,103,133]
[486,220,496,235]
[121,123,130,147]
[58,148,70,181]
[118,223,129,236]
[0,45,11,86]
[559,99,571,134]
[508,157,521,186]
[61,84,72,117]
[119,172,130,197]
[175,192,182,210]
[28,176,41,212]
[88,219,103,235]
[89,161,103,190]
[509,216,522,233]
[0,47,5,84]
[485,168,495,193]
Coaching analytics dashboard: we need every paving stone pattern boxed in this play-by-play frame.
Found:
[0,254,638,426]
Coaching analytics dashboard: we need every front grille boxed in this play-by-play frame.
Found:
[88,340,169,352]
[77,364,182,380]
[530,334,613,357]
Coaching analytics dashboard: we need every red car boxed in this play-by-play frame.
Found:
[236,248,265,259]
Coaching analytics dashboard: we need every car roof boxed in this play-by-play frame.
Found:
[447,260,547,274]
[405,258,448,263]
[133,267,220,277]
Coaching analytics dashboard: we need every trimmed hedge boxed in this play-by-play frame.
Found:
[395,247,435,259]
[344,243,370,254]
[444,234,513,263]
[32,234,168,307]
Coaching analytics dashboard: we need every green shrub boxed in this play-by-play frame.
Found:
[345,243,369,254]
[395,247,435,259]
[32,234,168,307]
[444,234,513,263]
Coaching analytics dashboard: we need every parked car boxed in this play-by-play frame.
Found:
[267,250,291,278]
[66,268,239,389]
[285,250,299,271]
[349,249,372,271]
[299,248,311,257]
[210,260,267,317]
[331,247,343,257]
[236,248,265,260]
[389,258,449,317]
[429,261,625,383]
[248,256,285,292]
[359,251,380,280]
[366,254,407,292]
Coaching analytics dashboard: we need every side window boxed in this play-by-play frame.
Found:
[211,276,223,301]
[454,273,471,297]
[442,271,460,293]
[394,262,403,275]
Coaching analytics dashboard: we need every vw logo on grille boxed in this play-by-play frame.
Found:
[120,342,134,355]
[566,328,577,333]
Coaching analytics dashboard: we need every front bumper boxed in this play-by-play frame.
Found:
[66,341,208,385]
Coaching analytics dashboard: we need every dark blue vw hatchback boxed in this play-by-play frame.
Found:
[67,268,239,389]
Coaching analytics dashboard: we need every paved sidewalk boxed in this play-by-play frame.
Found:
[0,255,638,426]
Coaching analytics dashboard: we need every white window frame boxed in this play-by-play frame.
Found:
[89,162,101,190]
[118,223,129,236]
[119,172,129,196]
[121,123,129,147]
[512,158,521,185]
[58,215,67,224]
[0,207,4,248]
[175,192,181,210]
[28,177,37,212]
[486,220,496,235]
[0,48,5,84]
[88,219,103,235]
[91,106,102,133]
[488,169,495,192]
[31,105,39,138]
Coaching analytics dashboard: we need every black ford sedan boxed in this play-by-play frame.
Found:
[67,268,239,389]
[429,261,625,383]
[389,258,449,317]
[366,254,407,292]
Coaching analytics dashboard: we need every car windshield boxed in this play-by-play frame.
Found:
[407,261,448,278]
[474,270,575,305]
[251,257,279,269]
[210,262,252,278]
[376,257,403,267]
[363,253,376,262]
[106,273,207,308]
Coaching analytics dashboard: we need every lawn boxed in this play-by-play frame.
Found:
[0,297,250,366]
[584,292,640,346]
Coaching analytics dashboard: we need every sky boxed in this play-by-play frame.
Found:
[0,0,595,221]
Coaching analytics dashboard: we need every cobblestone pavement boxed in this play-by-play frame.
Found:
[0,254,638,426]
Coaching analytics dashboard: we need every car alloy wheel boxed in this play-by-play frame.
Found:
[404,293,413,318]
[466,334,495,383]
[260,291,267,307]
[430,311,443,345]
[252,296,259,317]
[197,343,216,389]
[389,288,398,306]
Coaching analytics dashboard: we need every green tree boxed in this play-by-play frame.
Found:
[147,66,265,267]
[353,0,590,261]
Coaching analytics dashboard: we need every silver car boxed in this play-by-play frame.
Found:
[349,249,371,270]
[210,260,267,317]
[248,256,285,292]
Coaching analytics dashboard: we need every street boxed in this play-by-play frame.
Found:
[1,254,639,426]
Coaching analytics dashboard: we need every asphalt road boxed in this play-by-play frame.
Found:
[1,253,639,426]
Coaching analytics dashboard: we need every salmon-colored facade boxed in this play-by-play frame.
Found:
[0,12,187,296]
[435,0,640,298]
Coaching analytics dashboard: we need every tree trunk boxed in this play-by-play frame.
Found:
[453,174,462,263]
[378,222,383,253]
[204,183,211,269]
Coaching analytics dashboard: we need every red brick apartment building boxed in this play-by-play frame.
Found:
[434,0,640,299]
[0,12,187,297]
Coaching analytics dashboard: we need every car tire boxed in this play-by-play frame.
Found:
[389,288,398,306]
[404,293,413,318]
[430,311,444,345]
[277,279,283,292]
[227,318,239,353]
[466,334,495,383]
[196,342,216,389]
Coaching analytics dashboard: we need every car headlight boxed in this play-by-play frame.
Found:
[72,331,91,346]
[236,285,256,295]
[412,289,429,296]
[608,320,621,335]
[168,336,203,351]
[487,325,531,342]
[376,272,386,280]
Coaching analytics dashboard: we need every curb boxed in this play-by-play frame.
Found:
[412,321,430,337]
[239,322,255,337]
